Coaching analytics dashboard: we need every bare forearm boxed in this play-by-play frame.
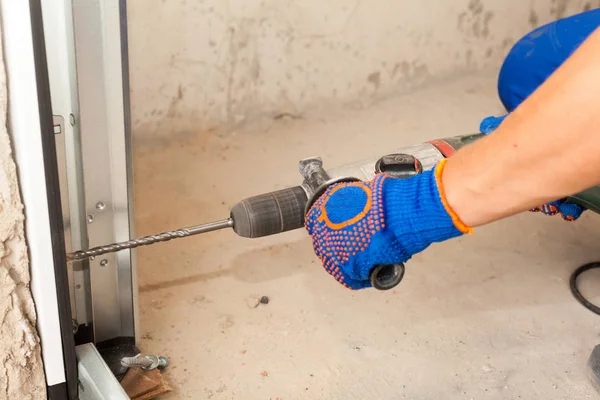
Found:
[443,27,600,227]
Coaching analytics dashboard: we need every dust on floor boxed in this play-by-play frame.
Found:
[133,72,600,400]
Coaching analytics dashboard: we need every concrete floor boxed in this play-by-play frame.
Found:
[133,72,600,399]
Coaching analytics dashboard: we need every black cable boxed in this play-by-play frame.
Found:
[570,262,600,315]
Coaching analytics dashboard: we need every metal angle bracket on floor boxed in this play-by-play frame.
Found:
[76,343,129,400]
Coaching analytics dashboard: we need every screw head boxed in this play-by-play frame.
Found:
[158,356,168,369]
[260,296,269,304]
[100,259,109,267]
[86,215,94,224]
[95,202,106,211]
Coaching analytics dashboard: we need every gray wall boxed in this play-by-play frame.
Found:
[127,0,598,139]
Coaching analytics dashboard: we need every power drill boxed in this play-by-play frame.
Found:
[67,132,600,290]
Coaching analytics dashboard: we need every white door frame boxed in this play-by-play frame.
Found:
[1,0,78,397]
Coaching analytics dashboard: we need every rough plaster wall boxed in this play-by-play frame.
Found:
[128,0,600,138]
[0,26,47,400]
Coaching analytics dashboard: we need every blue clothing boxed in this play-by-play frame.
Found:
[498,9,600,111]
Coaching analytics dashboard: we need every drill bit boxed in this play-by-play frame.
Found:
[67,218,234,261]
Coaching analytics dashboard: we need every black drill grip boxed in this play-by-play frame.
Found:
[230,186,308,238]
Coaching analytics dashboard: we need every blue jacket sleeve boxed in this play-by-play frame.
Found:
[498,9,600,112]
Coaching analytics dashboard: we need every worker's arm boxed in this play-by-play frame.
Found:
[305,26,600,290]
[443,27,600,227]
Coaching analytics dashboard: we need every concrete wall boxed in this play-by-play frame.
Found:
[127,0,599,139]
[0,25,47,400]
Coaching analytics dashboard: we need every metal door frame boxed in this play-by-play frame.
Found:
[4,0,138,394]
[42,0,138,347]
[1,0,79,397]
[41,0,93,342]
[70,0,138,346]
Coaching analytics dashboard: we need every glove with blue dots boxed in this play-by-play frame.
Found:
[305,161,469,289]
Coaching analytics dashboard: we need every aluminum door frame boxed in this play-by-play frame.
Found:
[41,0,93,338]
[70,0,138,345]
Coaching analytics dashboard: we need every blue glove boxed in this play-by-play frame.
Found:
[305,161,470,289]
[479,114,584,221]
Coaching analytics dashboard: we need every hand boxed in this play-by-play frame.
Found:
[479,114,585,221]
[305,161,468,289]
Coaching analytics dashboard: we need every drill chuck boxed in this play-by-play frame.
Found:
[230,186,308,238]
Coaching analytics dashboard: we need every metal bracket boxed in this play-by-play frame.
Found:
[54,114,86,329]
[76,343,129,400]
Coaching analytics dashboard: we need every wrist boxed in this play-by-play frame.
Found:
[382,161,469,248]
[433,159,474,233]
[441,154,500,227]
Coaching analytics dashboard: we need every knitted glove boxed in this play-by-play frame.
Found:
[479,114,584,221]
[305,160,469,289]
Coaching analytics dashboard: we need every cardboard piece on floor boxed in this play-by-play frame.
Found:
[121,368,159,398]
[132,369,172,400]
[121,368,172,399]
